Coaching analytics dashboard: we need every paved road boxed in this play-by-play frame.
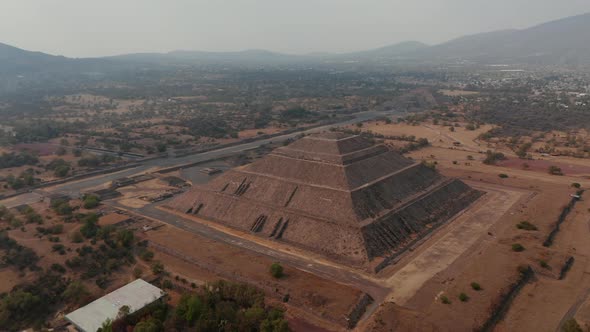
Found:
[22,110,395,199]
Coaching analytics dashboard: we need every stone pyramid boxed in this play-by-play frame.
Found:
[165,132,482,270]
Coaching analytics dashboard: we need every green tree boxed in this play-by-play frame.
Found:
[83,195,100,209]
[97,318,113,332]
[117,229,134,247]
[63,281,90,305]
[80,213,99,238]
[151,261,164,275]
[270,262,284,279]
[133,318,161,332]
[54,165,70,177]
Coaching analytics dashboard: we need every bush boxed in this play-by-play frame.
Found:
[571,183,581,189]
[548,165,564,176]
[50,263,66,273]
[471,282,482,291]
[54,165,70,178]
[440,295,451,304]
[139,249,154,262]
[270,262,284,279]
[80,213,99,238]
[512,243,525,252]
[52,201,72,216]
[498,173,509,178]
[540,260,550,269]
[562,318,583,332]
[151,261,164,275]
[162,279,173,289]
[83,195,100,209]
[483,150,506,165]
[516,221,537,231]
[459,293,469,302]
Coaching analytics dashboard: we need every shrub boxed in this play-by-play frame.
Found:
[50,263,66,273]
[151,261,164,275]
[471,282,482,291]
[498,173,509,178]
[83,195,100,209]
[80,213,99,238]
[516,221,537,231]
[459,293,469,302]
[539,260,550,269]
[483,150,506,165]
[139,249,154,262]
[162,279,173,289]
[512,243,525,252]
[548,165,563,176]
[562,318,583,332]
[440,295,451,304]
[270,262,284,279]
[571,183,581,189]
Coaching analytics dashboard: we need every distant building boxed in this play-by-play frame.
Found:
[0,124,16,137]
[65,279,164,332]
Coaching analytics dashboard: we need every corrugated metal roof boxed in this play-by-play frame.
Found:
[65,279,164,332]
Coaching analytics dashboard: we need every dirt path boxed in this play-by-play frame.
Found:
[384,184,525,304]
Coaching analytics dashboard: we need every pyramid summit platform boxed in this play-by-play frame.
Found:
[165,132,483,270]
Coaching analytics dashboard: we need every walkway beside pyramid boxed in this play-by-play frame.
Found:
[165,132,483,270]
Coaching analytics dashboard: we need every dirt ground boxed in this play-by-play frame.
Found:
[116,178,177,209]
[141,224,363,330]
[359,148,587,332]
[496,187,590,332]
[0,268,21,293]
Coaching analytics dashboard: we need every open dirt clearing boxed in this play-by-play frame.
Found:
[142,224,363,329]
[384,183,526,304]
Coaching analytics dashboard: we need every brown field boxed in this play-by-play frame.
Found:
[141,224,363,329]
[330,120,590,331]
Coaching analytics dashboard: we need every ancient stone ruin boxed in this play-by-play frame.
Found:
[166,132,483,270]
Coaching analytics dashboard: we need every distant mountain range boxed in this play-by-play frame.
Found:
[1,12,590,74]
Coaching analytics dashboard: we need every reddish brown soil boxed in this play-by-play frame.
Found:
[498,158,590,175]
[141,225,362,329]
[13,143,59,156]
[364,167,577,331]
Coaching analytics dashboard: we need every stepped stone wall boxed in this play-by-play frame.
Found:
[165,132,482,269]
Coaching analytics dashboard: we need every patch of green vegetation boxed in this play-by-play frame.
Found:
[471,282,482,291]
[512,243,525,252]
[270,262,284,279]
[548,165,564,176]
[459,293,469,302]
[82,194,100,209]
[562,318,583,332]
[483,150,506,165]
[516,221,538,231]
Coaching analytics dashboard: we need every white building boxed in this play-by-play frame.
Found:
[65,279,164,332]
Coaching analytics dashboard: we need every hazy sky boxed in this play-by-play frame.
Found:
[1,0,590,57]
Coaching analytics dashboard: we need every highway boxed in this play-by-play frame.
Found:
[14,109,394,199]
